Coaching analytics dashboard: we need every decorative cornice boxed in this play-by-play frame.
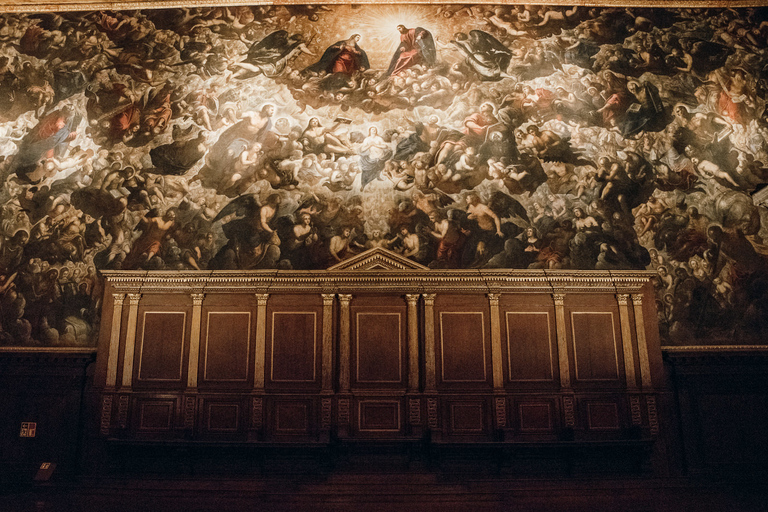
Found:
[328,247,429,271]
[102,270,654,295]
[1,1,764,14]
[664,345,768,354]
[0,347,97,354]
[663,345,768,366]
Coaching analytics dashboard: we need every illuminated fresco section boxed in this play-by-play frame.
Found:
[0,5,766,346]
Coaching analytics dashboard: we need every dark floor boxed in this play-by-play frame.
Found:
[3,476,767,512]
[2,442,766,511]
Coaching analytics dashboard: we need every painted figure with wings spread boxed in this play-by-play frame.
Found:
[451,30,513,81]
[231,30,312,79]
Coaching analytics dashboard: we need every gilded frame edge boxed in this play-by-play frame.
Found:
[0,0,767,14]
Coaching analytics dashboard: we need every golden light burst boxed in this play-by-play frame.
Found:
[325,4,446,68]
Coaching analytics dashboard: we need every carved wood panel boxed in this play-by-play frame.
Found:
[136,311,187,384]
[202,312,251,384]
[570,312,621,383]
[266,294,323,390]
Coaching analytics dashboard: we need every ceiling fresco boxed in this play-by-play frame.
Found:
[0,4,767,347]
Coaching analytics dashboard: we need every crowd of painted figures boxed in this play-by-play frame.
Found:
[0,5,768,346]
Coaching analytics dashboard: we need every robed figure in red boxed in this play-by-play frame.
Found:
[384,25,436,77]
[303,34,370,75]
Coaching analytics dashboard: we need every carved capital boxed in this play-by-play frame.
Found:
[255,293,269,307]
[423,293,436,306]
[126,293,142,306]
[616,293,629,306]
[552,292,566,306]
[112,293,126,307]
[321,293,335,306]
[191,293,205,306]
[631,294,643,306]
[487,293,501,306]
[338,294,353,305]
[405,294,420,306]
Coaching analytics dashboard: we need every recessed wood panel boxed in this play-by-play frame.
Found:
[204,312,250,382]
[356,313,402,383]
[571,312,619,381]
[506,312,554,382]
[440,312,486,382]
[275,401,309,433]
[138,312,186,381]
[359,401,400,431]
[138,400,174,431]
[271,312,317,382]
[587,403,620,430]
[518,402,554,431]
[450,402,484,433]
[206,403,240,432]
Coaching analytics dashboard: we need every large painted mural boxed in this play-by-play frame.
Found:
[0,4,767,347]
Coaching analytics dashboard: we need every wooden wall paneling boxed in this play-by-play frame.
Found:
[351,296,407,388]
[501,295,558,388]
[338,294,353,396]
[198,396,249,439]
[271,312,317,382]
[578,395,628,439]
[266,294,323,391]
[120,293,142,391]
[269,397,315,438]
[131,394,180,439]
[357,398,402,434]
[200,300,253,388]
[567,295,625,388]
[134,299,190,388]
[105,293,126,390]
[515,398,558,435]
[435,295,491,389]
[445,398,489,438]
[254,293,269,392]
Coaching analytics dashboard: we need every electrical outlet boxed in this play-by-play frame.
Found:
[20,422,36,437]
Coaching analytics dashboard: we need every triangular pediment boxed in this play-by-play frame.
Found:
[328,247,429,271]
